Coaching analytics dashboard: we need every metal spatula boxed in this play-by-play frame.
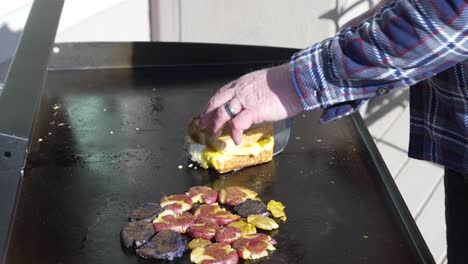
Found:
[273,118,293,155]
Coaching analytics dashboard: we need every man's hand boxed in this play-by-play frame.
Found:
[200,64,303,145]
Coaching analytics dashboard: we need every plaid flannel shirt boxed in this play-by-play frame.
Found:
[290,0,468,173]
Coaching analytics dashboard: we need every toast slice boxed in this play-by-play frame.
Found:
[215,148,273,173]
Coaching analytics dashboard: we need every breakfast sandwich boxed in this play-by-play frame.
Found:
[187,117,274,173]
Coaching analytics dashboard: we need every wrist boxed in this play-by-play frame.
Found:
[269,64,303,116]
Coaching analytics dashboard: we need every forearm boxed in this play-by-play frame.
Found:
[291,0,468,123]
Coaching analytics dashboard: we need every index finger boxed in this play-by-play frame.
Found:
[200,82,236,128]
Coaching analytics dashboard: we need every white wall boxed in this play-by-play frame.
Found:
[0,0,150,67]
[56,0,150,42]
[152,0,373,48]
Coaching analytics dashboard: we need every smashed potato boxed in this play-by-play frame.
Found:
[232,233,276,260]
[247,215,279,230]
[267,200,287,221]
[190,243,238,264]
[218,186,258,206]
[227,220,257,234]
[188,238,211,250]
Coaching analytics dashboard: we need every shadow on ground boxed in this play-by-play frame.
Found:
[319,0,377,32]
[318,0,409,126]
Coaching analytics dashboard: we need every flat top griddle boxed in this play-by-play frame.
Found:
[3,42,432,264]
[0,2,434,264]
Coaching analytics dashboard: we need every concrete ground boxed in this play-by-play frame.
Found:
[364,89,446,264]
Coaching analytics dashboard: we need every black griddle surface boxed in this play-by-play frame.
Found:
[5,67,419,264]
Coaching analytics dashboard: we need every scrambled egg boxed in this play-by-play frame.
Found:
[188,136,274,170]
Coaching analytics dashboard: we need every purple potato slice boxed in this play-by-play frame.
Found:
[136,229,186,260]
[129,203,163,222]
[121,221,155,248]
[234,200,269,218]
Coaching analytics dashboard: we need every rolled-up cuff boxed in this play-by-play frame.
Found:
[289,48,324,112]
[319,99,368,124]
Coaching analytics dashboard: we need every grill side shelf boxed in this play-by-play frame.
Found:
[0,0,64,262]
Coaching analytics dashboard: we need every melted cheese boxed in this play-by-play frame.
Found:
[188,136,274,170]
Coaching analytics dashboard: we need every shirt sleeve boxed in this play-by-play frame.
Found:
[290,0,468,123]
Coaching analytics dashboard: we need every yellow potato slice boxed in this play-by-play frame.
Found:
[247,215,279,230]
[190,247,214,263]
[188,238,211,250]
[227,220,257,234]
[267,200,287,221]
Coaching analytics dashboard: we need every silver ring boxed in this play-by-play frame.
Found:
[224,101,237,118]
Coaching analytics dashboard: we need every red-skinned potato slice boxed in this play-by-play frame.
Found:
[212,211,240,226]
[193,204,223,217]
[194,204,240,226]
[214,226,242,244]
[160,194,193,213]
[162,203,186,215]
[153,210,196,233]
[187,219,219,240]
[232,233,276,260]
[218,186,258,206]
[190,243,238,264]
[186,186,218,204]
